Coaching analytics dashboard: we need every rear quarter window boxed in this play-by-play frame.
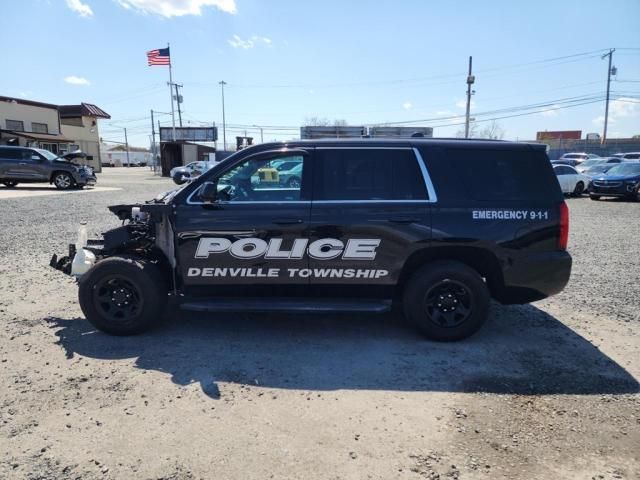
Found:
[424,147,561,203]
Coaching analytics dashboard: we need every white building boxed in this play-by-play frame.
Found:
[0,96,110,172]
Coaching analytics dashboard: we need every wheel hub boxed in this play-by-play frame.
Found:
[111,288,132,307]
[424,280,474,328]
[436,293,459,312]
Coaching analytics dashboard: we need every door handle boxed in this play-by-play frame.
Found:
[388,217,419,224]
[272,218,304,225]
[19,162,27,165]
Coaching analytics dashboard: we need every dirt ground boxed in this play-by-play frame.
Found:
[0,169,638,480]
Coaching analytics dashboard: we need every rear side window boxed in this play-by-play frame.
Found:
[0,148,22,160]
[314,148,427,201]
[445,148,556,202]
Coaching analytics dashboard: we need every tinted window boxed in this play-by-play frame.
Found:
[554,166,574,175]
[315,149,427,201]
[445,148,556,201]
[626,154,640,159]
[0,148,23,160]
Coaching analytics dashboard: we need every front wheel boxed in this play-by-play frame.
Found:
[53,172,74,190]
[403,261,490,341]
[573,181,584,196]
[78,256,168,335]
[2,180,18,188]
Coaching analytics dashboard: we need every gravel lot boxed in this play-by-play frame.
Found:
[0,168,638,479]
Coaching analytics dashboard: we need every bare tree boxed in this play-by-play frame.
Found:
[456,120,504,139]
[479,120,505,140]
[304,116,348,127]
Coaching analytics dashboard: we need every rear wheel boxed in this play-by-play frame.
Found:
[2,180,18,188]
[403,261,490,341]
[78,256,167,335]
[573,181,584,196]
[53,172,74,190]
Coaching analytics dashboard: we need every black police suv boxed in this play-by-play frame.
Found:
[51,139,572,341]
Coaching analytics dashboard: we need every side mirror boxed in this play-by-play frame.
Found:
[200,181,218,203]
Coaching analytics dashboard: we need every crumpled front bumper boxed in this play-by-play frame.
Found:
[50,244,76,275]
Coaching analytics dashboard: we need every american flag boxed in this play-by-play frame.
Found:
[146,47,171,66]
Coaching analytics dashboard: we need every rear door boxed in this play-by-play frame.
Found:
[0,148,24,178]
[173,148,313,294]
[307,146,434,295]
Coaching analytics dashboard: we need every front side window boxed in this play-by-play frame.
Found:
[314,149,427,201]
[212,154,306,202]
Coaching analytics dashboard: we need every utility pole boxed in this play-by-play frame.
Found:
[173,83,183,127]
[219,80,227,151]
[253,125,264,143]
[123,127,130,167]
[464,56,475,139]
[167,42,176,141]
[150,109,157,171]
[601,48,616,146]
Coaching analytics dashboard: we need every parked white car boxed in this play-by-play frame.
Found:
[611,152,640,161]
[559,152,600,164]
[553,164,589,195]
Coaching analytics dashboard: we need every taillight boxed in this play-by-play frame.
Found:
[558,201,569,250]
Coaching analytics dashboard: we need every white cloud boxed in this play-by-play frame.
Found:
[402,102,412,111]
[66,0,93,17]
[539,105,559,117]
[228,34,273,49]
[591,98,638,125]
[455,98,475,109]
[116,0,236,17]
[64,75,91,86]
[609,97,640,118]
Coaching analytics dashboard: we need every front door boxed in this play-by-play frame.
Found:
[3,148,49,180]
[307,146,433,297]
[174,149,313,295]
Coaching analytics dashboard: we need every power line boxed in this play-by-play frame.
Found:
[183,49,610,90]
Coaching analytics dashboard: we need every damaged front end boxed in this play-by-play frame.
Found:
[50,203,174,278]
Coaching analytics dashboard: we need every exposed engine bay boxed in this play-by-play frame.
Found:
[50,202,174,277]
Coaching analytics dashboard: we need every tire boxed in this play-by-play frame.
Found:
[52,172,74,190]
[590,195,601,201]
[403,261,490,341]
[78,256,168,335]
[2,180,18,188]
[573,181,584,196]
[286,177,301,188]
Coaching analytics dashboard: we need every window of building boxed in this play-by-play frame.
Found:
[6,120,24,131]
[314,148,428,201]
[31,122,48,134]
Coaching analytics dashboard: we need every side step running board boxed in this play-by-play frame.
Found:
[180,297,392,314]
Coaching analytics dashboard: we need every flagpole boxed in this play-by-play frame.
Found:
[167,42,176,141]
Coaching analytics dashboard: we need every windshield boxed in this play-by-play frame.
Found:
[580,159,602,167]
[605,163,640,176]
[35,148,59,161]
[585,165,611,174]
